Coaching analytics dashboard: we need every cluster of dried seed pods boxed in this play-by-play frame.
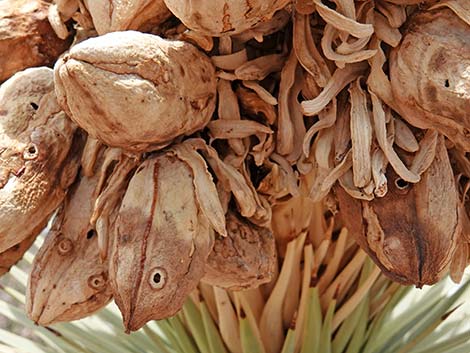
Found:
[0,0,468,334]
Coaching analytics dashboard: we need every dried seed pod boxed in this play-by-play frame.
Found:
[336,135,460,287]
[0,67,81,253]
[0,0,71,82]
[27,171,113,326]
[110,150,223,332]
[390,5,470,151]
[202,211,276,290]
[54,31,217,152]
[163,0,290,36]
[84,0,171,35]
[0,231,38,276]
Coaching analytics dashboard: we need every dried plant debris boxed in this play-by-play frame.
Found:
[0,0,466,331]
[203,211,277,290]
[0,0,72,82]
[0,67,81,253]
[27,168,113,326]
[390,3,470,151]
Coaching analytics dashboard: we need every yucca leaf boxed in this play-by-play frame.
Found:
[344,298,369,353]
[0,328,50,353]
[240,316,265,353]
[200,302,228,353]
[319,299,335,353]
[168,316,199,353]
[300,287,322,353]
[280,328,296,353]
[182,298,210,353]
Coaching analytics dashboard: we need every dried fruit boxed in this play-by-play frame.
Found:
[110,148,225,331]
[163,0,290,36]
[0,0,71,82]
[336,135,460,286]
[27,170,113,326]
[203,211,276,290]
[54,31,217,152]
[390,5,470,150]
[84,0,171,35]
[0,231,38,276]
[0,67,81,253]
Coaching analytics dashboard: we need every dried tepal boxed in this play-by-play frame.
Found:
[0,0,468,344]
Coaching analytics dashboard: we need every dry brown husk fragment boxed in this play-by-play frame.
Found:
[336,135,460,286]
[0,231,38,277]
[27,167,113,326]
[0,0,71,83]
[54,30,217,153]
[0,67,81,253]
[390,4,470,151]
[110,148,225,332]
[203,211,277,291]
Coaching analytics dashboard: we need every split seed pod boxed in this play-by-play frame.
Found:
[390,5,470,150]
[110,147,226,332]
[0,67,81,253]
[27,171,113,326]
[0,0,71,82]
[54,31,217,152]
[203,211,277,290]
[163,0,290,36]
[0,232,38,276]
[84,0,171,35]
[336,135,460,287]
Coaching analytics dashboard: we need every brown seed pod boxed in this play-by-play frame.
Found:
[0,0,71,82]
[0,231,38,277]
[390,5,470,151]
[54,31,217,153]
[163,0,290,36]
[202,211,276,291]
[110,149,225,332]
[27,171,113,326]
[84,0,171,35]
[336,135,460,287]
[0,67,81,253]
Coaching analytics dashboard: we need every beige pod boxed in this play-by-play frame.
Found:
[83,0,171,35]
[390,4,470,150]
[27,170,113,326]
[54,31,217,153]
[110,148,227,332]
[163,0,290,36]
[202,211,277,290]
[0,67,81,253]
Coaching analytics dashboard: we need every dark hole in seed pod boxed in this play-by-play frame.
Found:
[395,178,409,189]
[86,229,95,239]
[444,79,450,88]
[28,145,37,154]
[153,272,161,284]
[30,102,38,110]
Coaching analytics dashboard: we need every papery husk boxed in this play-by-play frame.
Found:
[162,0,291,36]
[54,31,216,153]
[27,167,113,326]
[110,151,217,332]
[203,211,277,291]
[0,67,81,253]
[0,0,71,82]
[0,231,39,277]
[390,5,470,151]
[336,135,461,286]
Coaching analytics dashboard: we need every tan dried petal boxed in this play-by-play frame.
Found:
[236,86,277,124]
[110,152,214,331]
[203,212,276,290]
[390,5,470,151]
[27,171,113,326]
[337,135,460,286]
[0,68,81,253]
[0,0,71,82]
[163,0,290,36]
[54,31,217,152]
